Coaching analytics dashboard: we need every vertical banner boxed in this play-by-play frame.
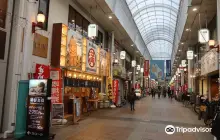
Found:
[27,79,52,137]
[50,68,62,103]
[150,60,165,80]
[144,60,149,77]
[100,49,107,76]
[86,41,97,73]
[166,60,171,77]
[112,79,119,104]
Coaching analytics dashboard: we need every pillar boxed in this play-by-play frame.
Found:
[217,0,220,95]
[132,54,136,88]
[110,31,114,79]
[188,48,193,93]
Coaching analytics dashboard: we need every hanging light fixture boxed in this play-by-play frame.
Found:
[32,11,45,33]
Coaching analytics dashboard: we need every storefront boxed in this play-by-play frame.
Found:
[201,49,219,99]
[48,4,111,121]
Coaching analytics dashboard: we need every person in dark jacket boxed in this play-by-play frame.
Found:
[128,88,136,111]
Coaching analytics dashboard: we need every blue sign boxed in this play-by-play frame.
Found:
[150,60,165,80]
[166,60,171,77]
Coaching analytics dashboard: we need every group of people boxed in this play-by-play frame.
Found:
[149,86,174,99]
[127,86,174,111]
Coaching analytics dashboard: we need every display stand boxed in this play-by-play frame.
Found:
[73,98,81,124]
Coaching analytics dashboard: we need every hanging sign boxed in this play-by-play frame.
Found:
[27,79,52,137]
[137,65,140,70]
[88,24,98,38]
[144,60,149,76]
[112,79,119,104]
[50,68,62,103]
[34,64,50,79]
[140,68,144,73]
[198,29,210,44]
[131,60,136,67]
[181,60,187,67]
[166,60,171,77]
[86,41,97,73]
[187,51,194,60]
[120,51,126,59]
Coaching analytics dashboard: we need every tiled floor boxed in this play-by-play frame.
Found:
[51,97,214,140]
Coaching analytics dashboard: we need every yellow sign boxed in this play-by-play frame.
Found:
[33,33,48,58]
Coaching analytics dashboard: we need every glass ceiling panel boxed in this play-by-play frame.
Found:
[126,0,180,60]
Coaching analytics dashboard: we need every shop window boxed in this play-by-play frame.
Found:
[38,0,50,30]
[95,31,103,44]
[75,12,83,32]
[0,0,8,29]
[0,30,6,60]
[82,18,89,32]
[68,5,76,29]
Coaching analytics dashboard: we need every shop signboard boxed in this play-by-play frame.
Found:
[88,24,98,38]
[50,68,62,103]
[144,60,149,77]
[26,79,52,137]
[112,79,119,104]
[86,41,97,73]
[150,60,165,80]
[33,33,48,58]
[187,51,193,60]
[166,60,171,77]
[51,103,64,123]
[201,49,218,75]
[100,49,107,76]
[198,29,209,44]
[34,64,50,79]
[67,30,83,70]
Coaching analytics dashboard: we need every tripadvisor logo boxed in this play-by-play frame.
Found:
[165,125,212,135]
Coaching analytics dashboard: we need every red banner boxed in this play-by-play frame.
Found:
[112,79,119,104]
[144,60,149,76]
[50,68,62,103]
[34,64,50,79]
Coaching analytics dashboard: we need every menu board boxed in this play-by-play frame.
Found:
[75,99,81,117]
[26,79,52,137]
[52,103,64,120]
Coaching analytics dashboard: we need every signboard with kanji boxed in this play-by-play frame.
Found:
[34,64,50,79]
[50,68,62,103]
[26,79,52,137]
[112,79,119,104]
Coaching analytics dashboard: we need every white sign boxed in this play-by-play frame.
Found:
[131,60,136,67]
[181,60,186,67]
[198,29,210,43]
[201,49,218,75]
[187,51,194,60]
[137,65,140,70]
[88,24,98,38]
[141,68,144,73]
[120,51,126,59]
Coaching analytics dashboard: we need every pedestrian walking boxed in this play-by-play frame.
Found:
[151,88,155,98]
[128,88,136,111]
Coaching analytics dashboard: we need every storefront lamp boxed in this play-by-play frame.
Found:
[32,11,45,33]
[114,59,118,63]
[209,40,215,47]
